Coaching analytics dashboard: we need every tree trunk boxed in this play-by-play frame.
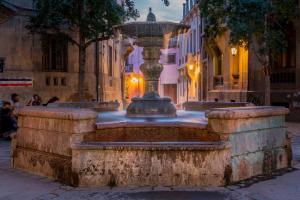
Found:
[263,13,271,106]
[78,33,86,102]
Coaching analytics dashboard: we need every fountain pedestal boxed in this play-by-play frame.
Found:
[126,44,176,117]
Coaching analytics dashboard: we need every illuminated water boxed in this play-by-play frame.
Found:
[97,110,207,125]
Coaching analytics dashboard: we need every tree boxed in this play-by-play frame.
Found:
[199,0,298,105]
[27,0,169,101]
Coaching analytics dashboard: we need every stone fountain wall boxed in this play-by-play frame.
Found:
[11,107,97,184]
[12,106,291,187]
[206,107,291,182]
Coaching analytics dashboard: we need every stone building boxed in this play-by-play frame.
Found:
[177,0,203,105]
[180,0,300,107]
[0,0,123,105]
[248,6,300,107]
[178,0,249,105]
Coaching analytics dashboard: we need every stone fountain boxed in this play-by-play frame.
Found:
[116,8,189,118]
[11,8,292,188]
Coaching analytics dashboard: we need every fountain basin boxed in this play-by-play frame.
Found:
[12,106,291,187]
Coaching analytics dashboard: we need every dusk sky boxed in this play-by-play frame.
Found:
[134,0,185,22]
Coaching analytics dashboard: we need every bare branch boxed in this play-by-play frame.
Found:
[85,36,111,48]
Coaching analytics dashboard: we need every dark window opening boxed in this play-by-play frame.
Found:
[273,23,296,69]
[0,58,4,73]
[53,77,58,86]
[213,46,223,76]
[61,77,67,86]
[167,54,176,64]
[42,35,68,72]
[45,77,51,86]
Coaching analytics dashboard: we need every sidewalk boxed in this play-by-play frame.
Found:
[1,123,300,200]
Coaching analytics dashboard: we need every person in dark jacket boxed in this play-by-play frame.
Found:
[0,102,18,139]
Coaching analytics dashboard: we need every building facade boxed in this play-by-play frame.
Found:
[180,0,300,107]
[177,0,203,105]
[125,40,180,105]
[248,8,300,107]
[178,0,249,105]
[0,0,123,105]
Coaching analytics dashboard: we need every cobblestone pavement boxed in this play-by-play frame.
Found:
[1,123,300,200]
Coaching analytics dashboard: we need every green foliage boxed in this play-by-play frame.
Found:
[199,0,298,61]
[27,0,170,47]
[27,0,141,46]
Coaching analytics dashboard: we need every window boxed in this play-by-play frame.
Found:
[53,77,58,86]
[42,35,68,72]
[61,77,67,86]
[212,46,223,76]
[45,77,51,86]
[273,23,296,69]
[108,46,113,77]
[166,54,176,64]
[114,49,117,61]
[0,58,4,73]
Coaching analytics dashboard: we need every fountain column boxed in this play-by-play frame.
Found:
[140,46,163,98]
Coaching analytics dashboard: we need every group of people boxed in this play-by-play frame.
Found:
[0,93,59,139]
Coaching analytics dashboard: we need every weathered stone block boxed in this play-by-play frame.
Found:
[17,128,72,156]
[19,116,96,134]
[13,107,98,185]
[230,128,287,156]
[207,107,288,134]
[72,146,231,187]
[231,147,289,182]
[13,147,72,184]
[208,116,285,134]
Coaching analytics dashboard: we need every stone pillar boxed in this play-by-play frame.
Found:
[12,107,97,184]
[206,106,291,183]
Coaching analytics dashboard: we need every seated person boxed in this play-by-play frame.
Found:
[0,102,18,139]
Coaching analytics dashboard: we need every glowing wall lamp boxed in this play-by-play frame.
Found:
[131,77,138,83]
[188,64,194,71]
[231,47,238,56]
